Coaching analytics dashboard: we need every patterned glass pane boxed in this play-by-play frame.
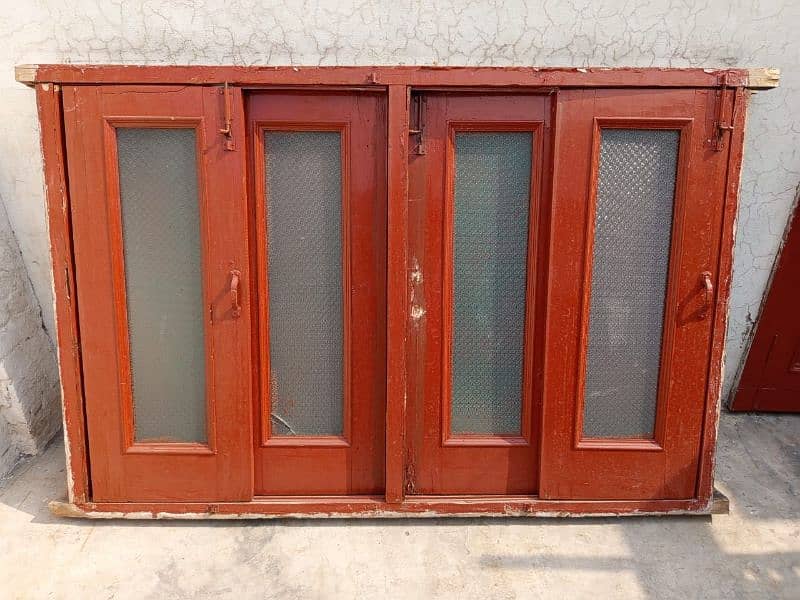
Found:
[265,131,343,436]
[451,132,532,434]
[117,128,207,443]
[583,128,680,438]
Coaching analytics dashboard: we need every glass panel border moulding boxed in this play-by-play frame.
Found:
[582,128,680,439]
[117,127,207,443]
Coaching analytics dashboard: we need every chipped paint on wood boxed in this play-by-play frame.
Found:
[14,64,769,89]
[746,67,781,89]
[15,64,38,85]
[49,489,728,520]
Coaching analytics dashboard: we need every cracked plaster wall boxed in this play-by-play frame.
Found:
[0,200,61,478]
[0,1,797,472]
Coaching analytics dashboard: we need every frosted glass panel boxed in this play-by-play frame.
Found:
[582,128,680,439]
[451,132,532,434]
[117,128,207,443]
[265,131,343,436]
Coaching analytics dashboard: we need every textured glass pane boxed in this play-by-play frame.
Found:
[266,131,343,436]
[583,129,680,438]
[451,132,532,434]
[117,128,207,443]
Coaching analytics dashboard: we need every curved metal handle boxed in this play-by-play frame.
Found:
[700,271,713,319]
[230,270,241,318]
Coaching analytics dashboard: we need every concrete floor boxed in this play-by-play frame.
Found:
[0,412,797,599]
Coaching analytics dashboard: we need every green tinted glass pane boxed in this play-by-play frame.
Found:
[451,132,532,434]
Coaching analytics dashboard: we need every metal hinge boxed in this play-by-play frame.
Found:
[409,93,426,155]
[219,82,235,151]
[712,73,735,152]
[404,462,416,494]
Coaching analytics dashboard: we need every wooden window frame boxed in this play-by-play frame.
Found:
[21,65,777,519]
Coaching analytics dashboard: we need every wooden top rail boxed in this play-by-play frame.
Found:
[15,65,780,90]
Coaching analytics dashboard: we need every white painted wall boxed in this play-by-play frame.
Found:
[0,1,797,473]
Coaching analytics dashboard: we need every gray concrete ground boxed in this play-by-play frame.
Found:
[0,412,797,600]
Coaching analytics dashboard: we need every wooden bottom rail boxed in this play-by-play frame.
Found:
[49,489,729,520]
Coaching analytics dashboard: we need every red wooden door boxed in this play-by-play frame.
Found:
[407,94,550,494]
[731,200,800,412]
[248,92,387,495]
[540,89,735,500]
[62,85,252,502]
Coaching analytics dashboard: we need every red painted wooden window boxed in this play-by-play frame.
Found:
[248,92,387,495]
[406,93,547,495]
[63,86,252,502]
[38,66,747,514]
[540,90,733,500]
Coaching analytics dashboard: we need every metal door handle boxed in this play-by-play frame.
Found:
[230,270,241,318]
[700,271,713,318]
